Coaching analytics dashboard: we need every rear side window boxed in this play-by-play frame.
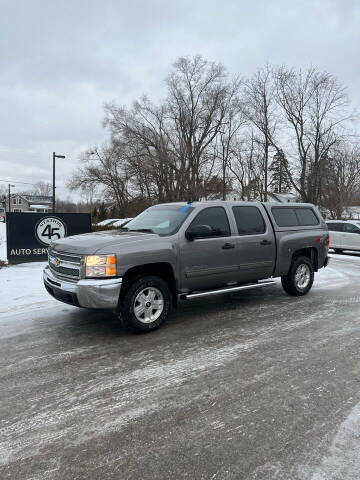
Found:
[295,208,319,226]
[189,207,230,237]
[326,223,344,232]
[232,206,266,235]
[272,207,320,227]
[272,208,298,227]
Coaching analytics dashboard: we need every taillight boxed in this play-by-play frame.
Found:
[326,233,330,252]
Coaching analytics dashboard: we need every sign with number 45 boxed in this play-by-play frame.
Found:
[36,217,67,245]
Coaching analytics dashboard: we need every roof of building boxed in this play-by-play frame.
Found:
[268,192,297,203]
[14,194,52,204]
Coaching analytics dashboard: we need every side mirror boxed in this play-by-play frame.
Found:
[185,224,213,241]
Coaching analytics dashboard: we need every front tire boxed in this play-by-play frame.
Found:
[119,276,172,333]
[281,256,314,296]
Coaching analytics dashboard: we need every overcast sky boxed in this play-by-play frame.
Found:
[0,0,359,200]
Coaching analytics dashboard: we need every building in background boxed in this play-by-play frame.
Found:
[8,194,52,213]
[267,192,298,203]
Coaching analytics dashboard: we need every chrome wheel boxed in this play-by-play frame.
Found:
[295,264,311,289]
[133,287,164,323]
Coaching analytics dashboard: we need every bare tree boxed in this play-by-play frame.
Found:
[68,56,358,216]
[214,100,246,199]
[322,143,360,219]
[67,142,131,214]
[104,97,180,202]
[275,66,352,204]
[242,65,280,201]
[32,181,52,196]
[165,56,241,200]
[104,55,241,202]
[228,130,265,200]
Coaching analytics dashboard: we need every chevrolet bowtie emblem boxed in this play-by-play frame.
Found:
[54,257,61,267]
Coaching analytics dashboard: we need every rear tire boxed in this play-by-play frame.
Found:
[281,256,314,296]
[119,276,172,333]
[334,249,343,254]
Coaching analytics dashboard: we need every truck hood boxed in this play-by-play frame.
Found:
[50,230,159,255]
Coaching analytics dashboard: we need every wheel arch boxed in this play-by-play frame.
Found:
[120,262,177,307]
[291,247,318,272]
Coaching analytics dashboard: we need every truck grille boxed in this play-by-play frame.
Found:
[48,249,83,280]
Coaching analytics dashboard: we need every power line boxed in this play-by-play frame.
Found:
[0,179,38,186]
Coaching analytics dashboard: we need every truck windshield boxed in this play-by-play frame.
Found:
[123,204,194,235]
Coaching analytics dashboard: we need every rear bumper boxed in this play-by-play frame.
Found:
[323,256,330,268]
[43,266,123,309]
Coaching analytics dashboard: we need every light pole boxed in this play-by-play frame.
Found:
[8,184,15,213]
[52,152,65,213]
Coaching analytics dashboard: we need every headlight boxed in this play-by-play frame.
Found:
[85,254,116,277]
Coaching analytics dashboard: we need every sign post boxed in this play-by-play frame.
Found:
[6,213,91,264]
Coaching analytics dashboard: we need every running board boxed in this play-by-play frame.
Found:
[181,280,276,300]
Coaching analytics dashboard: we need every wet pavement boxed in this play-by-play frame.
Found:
[1,253,360,479]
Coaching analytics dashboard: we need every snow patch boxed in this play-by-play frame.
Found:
[0,261,58,316]
[306,401,360,480]
[0,222,6,262]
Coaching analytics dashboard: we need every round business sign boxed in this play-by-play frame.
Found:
[35,217,67,246]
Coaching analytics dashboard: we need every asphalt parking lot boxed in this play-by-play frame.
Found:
[1,253,360,479]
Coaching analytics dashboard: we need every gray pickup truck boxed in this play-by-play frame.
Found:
[44,201,330,332]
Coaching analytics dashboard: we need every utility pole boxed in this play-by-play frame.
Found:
[52,152,65,213]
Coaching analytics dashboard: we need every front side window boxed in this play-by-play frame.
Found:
[123,204,194,235]
[344,223,360,234]
[188,207,230,237]
[232,206,266,235]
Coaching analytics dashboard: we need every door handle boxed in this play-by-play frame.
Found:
[222,242,235,249]
[260,240,272,246]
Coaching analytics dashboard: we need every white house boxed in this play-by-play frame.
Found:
[267,192,298,203]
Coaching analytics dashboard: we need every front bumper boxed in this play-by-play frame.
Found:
[43,266,123,309]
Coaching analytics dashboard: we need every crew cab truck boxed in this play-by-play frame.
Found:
[43,201,330,333]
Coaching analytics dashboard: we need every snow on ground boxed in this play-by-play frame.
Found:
[308,400,360,480]
[310,253,360,289]
[329,251,360,263]
[0,262,57,317]
[346,206,360,220]
[0,223,57,316]
[0,222,6,262]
